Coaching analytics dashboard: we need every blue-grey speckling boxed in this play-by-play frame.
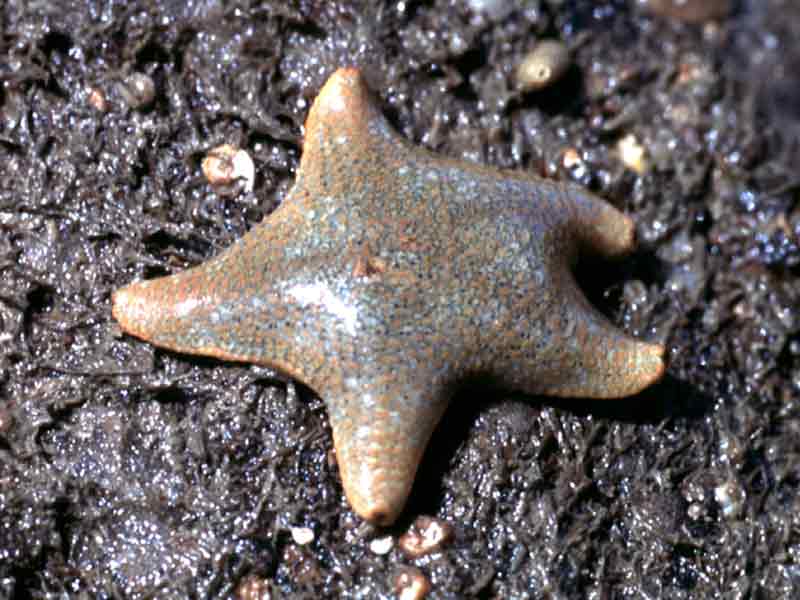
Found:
[113,68,665,526]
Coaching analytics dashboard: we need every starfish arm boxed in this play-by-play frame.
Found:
[507,273,665,399]
[111,223,322,385]
[562,182,636,259]
[303,67,378,142]
[325,373,450,525]
[112,264,227,356]
[298,68,399,189]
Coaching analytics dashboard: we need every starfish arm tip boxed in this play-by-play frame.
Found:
[347,484,407,526]
[111,283,142,338]
[610,339,666,397]
[335,444,416,526]
[112,277,192,347]
[304,67,384,146]
[622,214,636,250]
[639,341,667,387]
[563,184,638,258]
[327,380,450,526]
[608,338,667,397]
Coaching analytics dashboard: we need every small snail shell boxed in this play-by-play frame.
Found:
[516,39,571,92]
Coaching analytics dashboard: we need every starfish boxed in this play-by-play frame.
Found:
[113,68,665,526]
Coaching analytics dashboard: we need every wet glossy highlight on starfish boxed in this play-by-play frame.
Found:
[113,68,665,526]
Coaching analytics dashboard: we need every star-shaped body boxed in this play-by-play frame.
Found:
[113,68,665,526]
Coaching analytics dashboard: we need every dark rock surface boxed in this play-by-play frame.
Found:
[1,0,799,598]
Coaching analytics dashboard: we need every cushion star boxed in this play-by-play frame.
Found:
[113,67,665,526]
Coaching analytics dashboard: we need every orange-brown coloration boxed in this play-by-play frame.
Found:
[352,246,387,278]
[398,516,454,558]
[202,144,238,185]
[113,68,666,526]
[394,566,431,600]
[87,87,107,112]
[642,0,732,23]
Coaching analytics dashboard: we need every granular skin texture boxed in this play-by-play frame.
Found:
[113,68,664,525]
[641,0,733,23]
[2,1,800,598]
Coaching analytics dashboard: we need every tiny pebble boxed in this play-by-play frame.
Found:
[87,87,107,112]
[640,0,732,23]
[236,575,272,600]
[394,566,431,600]
[561,147,582,170]
[714,481,745,518]
[616,134,649,174]
[687,502,704,520]
[202,144,256,192]
[118,72,156,109]
[516,40,571,92]
[398,516,454,558]
[369,534,394,555]
[290,526,314,546]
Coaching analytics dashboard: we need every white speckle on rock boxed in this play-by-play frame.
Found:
[290,526,315,546]
[231,147,256,192]
[714,481,745,518]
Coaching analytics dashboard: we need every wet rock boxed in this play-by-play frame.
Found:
[117,72,156,109]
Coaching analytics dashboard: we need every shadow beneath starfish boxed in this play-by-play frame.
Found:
[575,247,666,311]
[554,374,713,423]
[401,373,712,526]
